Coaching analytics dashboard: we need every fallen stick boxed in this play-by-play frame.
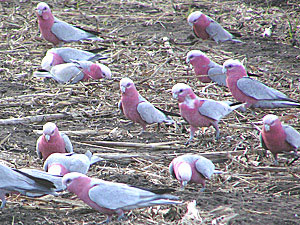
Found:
[93,153,157,160]
[0,113,69,125]
[33,129,103,136]
[81,140,179,150]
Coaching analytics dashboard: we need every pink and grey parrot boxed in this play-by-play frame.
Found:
[0,164,63,208]
[41,47,107,71]
[169,154,222,190]
[36,122,73,160]
[36,2,102,46]
[187,11,241,43]
[260,114,300,164]
[62,172,181,223]
[119,77,174,132]
[223,59,300,110]
[43,151,103,176]
[186,50,227,86]
[34,60,111,84]
[172,83,242,144]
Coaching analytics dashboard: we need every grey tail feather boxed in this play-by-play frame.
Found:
[87,54,108,62]
[230,102,246,111]
[90,155,104,165]
[33,71,52,78]
[231,38,243,43]
[12,169,56,189]
[214,170,225,174]
[159,194,180,201]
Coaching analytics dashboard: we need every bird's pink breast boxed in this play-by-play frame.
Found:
[180,101,214,128]
[37,13,61,45]
[191,57,211,83]
[38,135,66,159]
[193,14,210,40]
[121,94,146,126]
[262,125,294,155]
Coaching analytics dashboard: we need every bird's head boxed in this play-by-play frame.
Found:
[177,162,192,189]
[187,11,203,26]
[42,122,58,142]
[120,77,135,94]
[91,63,112,80]
[222,59,246,76]
[262,114,280,132]
[62,172,87,190]
[36,2,51,18]
[172,83,195,102]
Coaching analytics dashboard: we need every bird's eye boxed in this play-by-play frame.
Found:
[193,19,197,23]
[126,83,130,87]
[179,89,183,93]
[65,179,72,185]
[43,7,47,10]
[51,130,54,135]
[227,65,233,68]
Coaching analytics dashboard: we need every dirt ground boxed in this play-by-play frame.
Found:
[0,0,300,224]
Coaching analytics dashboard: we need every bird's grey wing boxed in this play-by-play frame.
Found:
[88,181,152,210]
[51,18,96,42]
[237,77,289,100]
[194,157,215,179]
[137,101,168,124]
[259,132,268,150]
[206,19,233,42]
[36,136,43,159]
[51,63,84,84]
[198,99,233,121]
[60,132,73,153]
[56,47,95,62]
[283,125,300,149]
[208,66,227,86]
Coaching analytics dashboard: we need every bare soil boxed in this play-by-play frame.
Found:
[0,0,300,224]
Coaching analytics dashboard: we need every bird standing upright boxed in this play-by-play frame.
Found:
[36,2,102,46]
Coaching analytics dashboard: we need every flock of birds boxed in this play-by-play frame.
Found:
[1,1,300,223]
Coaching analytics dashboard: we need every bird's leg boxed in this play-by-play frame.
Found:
[185,127,197,146]
[287,151,299,166]
[156,123,161,132]
[273,154,279,166]
[116,209,127,221]
[211,122,220,140]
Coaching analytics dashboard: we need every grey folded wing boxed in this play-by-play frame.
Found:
[89,181,178,210]
[60,132,73,153]
[195,157,215,179]
[206,19,234,42]
[237,77,289,101]
[51,63,85,84]
[283,125,300,149]
[208,65,227,86]
[137,101,169,124]
[52,18,98,42]
[55,47,97,62]
[198,99,233,121]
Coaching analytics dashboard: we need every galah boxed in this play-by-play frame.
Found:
[36,122,73,160]
[0,164,61,208]
[43,150,103,176]
[260,114,300,164]
[223,59,300,110]
[36,2,102,46]
[187,11,241,43]
[119,77,174,132]
[62,172,181,223]
[186,50,226,86]
[41,47,107,71]
[172,83,242,144]
[169,154,221,190]
[34,60,111,84]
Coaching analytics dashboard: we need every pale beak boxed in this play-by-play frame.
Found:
[120,86,126,93]
[188,22,193,27]
[37,9,43,16]
[45,134,50,142]
[181,181,188,189]
[186,57,190,64]
[222,67,227,74]
[264,124,270,132]
[172,93,178,99]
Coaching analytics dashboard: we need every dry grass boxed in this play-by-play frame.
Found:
[0,0,300,224]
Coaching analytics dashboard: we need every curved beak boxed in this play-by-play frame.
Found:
[120,86,126,93]
[264,124,270,132]
[222,67,227,74]
[45,134,50,142]
[36,9,43,16]
[172,93,178,99]
[181,181,188,190]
